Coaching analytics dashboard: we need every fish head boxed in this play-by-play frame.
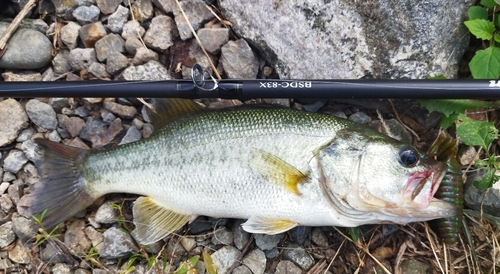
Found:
[316,128,456,222]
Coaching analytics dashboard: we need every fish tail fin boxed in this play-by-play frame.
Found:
[26,139,95,229]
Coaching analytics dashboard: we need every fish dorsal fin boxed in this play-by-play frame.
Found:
[249,149,307,195]
[145,99,204,130]
[241,216,298,234]
[131,196,191,245]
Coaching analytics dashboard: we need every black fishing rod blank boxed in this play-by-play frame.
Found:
[0,65,499,99]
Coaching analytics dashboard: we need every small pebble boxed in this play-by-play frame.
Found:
[73,5,100,25]
[349,111,371,124]
[68,48,98,72]
[3,150,28,174]
[143,15,175,51]
[94,202,119,224]
[79,22,107,48]
[282,243,314,271]
[8,239,31,264]
[60,21,81,50]
[220,39,259,79]
[100,226,139,259]
[95,33,126,62]
[274,260,302,274]
[133,47,159,65]
[64,220,92,256]
[26,99,58,131]
[254,233,282,251]
[107,5,129,32]
[104,100,137,119]
[131,0,154,22]
[180,237,197,252]
[211,246,241,274]
[106,52,129,75]
[121,20,145,40]
[88,62,111,79]
[11,213,38,242]
[119,126,142,145]
[242,249,266,274]
[96,0,123,14]
[0,222,15,248]
[0,99,29,147]
[211,227,234,245]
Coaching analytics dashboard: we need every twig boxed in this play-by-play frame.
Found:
[0,0,38,57]
[424,222,445,274]
[226,234,254,274]
[323,239,345,274]
[388,99,420,141]
[173,0,222,80]
[332,227,391,274]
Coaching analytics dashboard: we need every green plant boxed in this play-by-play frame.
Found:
[174,255,199,274]
[464,0,500,78]
[419,100,500,189]
[456,113,499,189]
[31,209,62,247]
[109,202,132,233]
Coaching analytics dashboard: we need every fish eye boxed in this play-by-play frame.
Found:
[398,145,419,167]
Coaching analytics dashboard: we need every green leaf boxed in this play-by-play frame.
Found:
[495,34,500,43]
[469,46,500,79]
[475,159,489,167]
[348,227,362,242]
[468,6,489,20]
[419,99,500,128]
[473,165,500,189]
[464,19,495,40]
[418,100,500,119]
[203,252,217,274]
[440,113,458,128]
[481,0,498,8]
[456,113,498,151]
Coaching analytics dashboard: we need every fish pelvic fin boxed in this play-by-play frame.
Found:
[145,99,204,131]
[249,148,307,195]
[26,139,94,229]
[132,196,192,245]
[242,216,298,234]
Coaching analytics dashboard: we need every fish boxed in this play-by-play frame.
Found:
[24,99,457,245]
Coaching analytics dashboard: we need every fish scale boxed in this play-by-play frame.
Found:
[26,99,457,245]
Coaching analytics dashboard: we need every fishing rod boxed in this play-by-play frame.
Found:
[0,65,499,99]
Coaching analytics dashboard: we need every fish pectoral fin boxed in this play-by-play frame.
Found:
[249,149,307,195]
[131,196,191,245]
[241,216,298,234]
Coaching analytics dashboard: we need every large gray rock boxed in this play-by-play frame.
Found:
[0,23,52,69]
[219,0,474,79]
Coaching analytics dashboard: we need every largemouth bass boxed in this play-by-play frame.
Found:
[25,99,456,245]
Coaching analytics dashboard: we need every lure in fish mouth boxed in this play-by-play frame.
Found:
[21,98,458,245]
[403,164,445,208]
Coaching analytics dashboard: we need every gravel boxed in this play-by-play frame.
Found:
[0,0,486,272]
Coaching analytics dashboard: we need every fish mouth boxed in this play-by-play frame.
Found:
[403,164,445,208]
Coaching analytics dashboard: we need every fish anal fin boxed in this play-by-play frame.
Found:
[249,149,307,195]
[241,216,298,234]
[132,196,191,245]
[145,99,203,131]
